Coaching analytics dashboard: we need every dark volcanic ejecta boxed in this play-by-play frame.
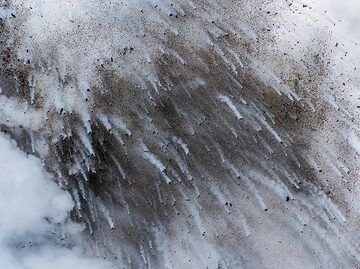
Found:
[0,0,359,268]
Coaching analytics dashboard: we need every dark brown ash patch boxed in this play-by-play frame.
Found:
[41,48,351,267]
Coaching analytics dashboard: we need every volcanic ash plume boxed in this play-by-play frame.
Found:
[0,0,359,268]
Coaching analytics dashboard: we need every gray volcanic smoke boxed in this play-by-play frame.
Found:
[0,0,359,268]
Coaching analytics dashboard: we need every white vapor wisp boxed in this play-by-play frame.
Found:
[0,134,112,269]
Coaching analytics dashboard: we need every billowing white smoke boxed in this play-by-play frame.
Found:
[0,133,112,269]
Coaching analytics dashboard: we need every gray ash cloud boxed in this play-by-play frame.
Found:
[0,0,359,268]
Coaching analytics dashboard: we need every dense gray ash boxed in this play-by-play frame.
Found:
[0,0,359,268]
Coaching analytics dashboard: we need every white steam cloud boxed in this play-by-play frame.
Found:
[0,133,112,269]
